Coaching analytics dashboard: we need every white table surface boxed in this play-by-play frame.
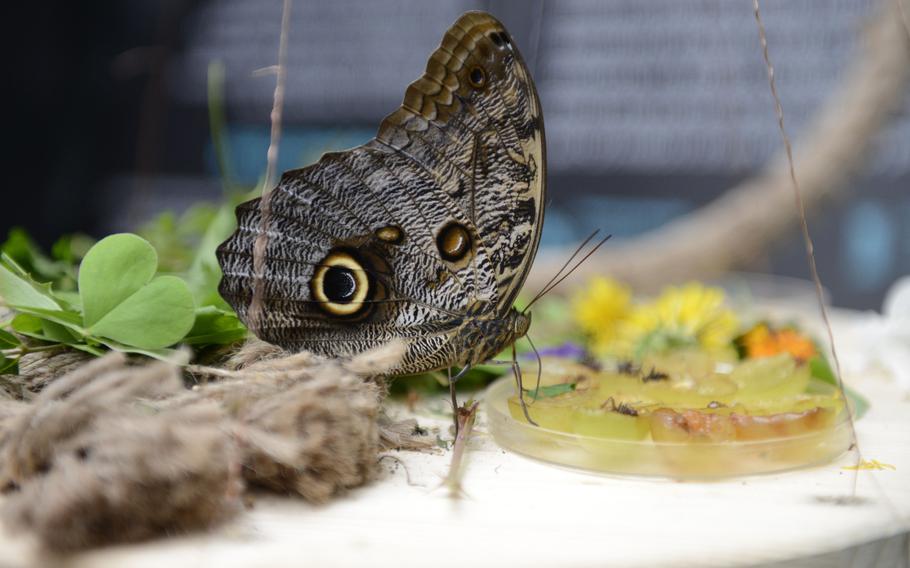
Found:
[0,308,908,568]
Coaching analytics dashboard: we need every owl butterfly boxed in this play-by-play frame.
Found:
[217,11,546,396]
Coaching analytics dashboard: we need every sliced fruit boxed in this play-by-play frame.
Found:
[648,399,842,443]
[649,408,736,443]
[730,353,810,403]
[507,351,846,449]
[729,407,837,441]
[508,388,596,431]
[640,348,736,382]
[571,402,650,440]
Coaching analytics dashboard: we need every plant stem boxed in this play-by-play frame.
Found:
[1,344,64,357]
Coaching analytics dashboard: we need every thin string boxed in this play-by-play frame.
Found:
[263,0,292,191]
[752,1,901,519]
[752,1,847,412]
[250,0,293,335]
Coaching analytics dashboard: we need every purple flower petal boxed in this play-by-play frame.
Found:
[523,342,587,360]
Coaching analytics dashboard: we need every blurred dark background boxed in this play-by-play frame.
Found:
[7,0,909,310]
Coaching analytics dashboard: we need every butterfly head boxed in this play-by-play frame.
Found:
[510,308,532,340]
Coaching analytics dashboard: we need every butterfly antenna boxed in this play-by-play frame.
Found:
[523,233,612,312]
[536,234,611,297]
[523,230,600,312]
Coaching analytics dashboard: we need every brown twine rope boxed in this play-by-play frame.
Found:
[0,339,432,551]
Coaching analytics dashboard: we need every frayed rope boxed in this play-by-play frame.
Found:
[0,339,431,551]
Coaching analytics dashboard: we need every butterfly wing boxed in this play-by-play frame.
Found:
[377,11,546,312]
[217,11,545,373]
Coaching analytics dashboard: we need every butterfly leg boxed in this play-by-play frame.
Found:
[511,344,538,426]
[447,367,458,436]
[447,365,473,437]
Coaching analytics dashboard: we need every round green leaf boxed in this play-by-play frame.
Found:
[183,306,247,346]
[79,234,158,328]
[88,275,195,349]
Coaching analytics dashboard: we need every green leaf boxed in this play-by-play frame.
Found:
[10,314,43,336]
[52,290,82,311]
[0,255,60,311]
[79,234,159,328]
[809,355,836,384]
[846,386,870,420]
[6,234,196,353]
[0,355,17,375]
[12,306,84,333]
[9,313,94,352]
[524,382,576,399]
[40,320,80,343]
[3,228,66,282]
[807,356,869,419]
[469,362,511,376]
[0,328,19,349]
[66,342,106,357]
[185,202,237,308]
[96,338,189,363]
[207,60,236,192]
[183,306,247,345]
[77,234,196,349]
[88,275,195,349]
[11,311,83,343]
[139,211,194,273]
[51,233,94,265]
[388,367,502,396]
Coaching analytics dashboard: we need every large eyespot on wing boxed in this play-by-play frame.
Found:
[374,10,546,313]
[310,249,375,319]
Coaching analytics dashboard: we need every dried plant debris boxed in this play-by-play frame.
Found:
[378,415,437,452]
[0,340,427,551]
[2,347,94,399]
[0,353,242,551]
[222,337,290,370]
[17,348,93,383]
[215,363,383,502]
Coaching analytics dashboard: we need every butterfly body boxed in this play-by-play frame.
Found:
[217,11,545,375]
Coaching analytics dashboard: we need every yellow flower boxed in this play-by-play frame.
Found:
[616,282,738,359]
[572,277,632,349]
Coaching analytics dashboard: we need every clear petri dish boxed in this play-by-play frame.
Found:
[485,376,853,479]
